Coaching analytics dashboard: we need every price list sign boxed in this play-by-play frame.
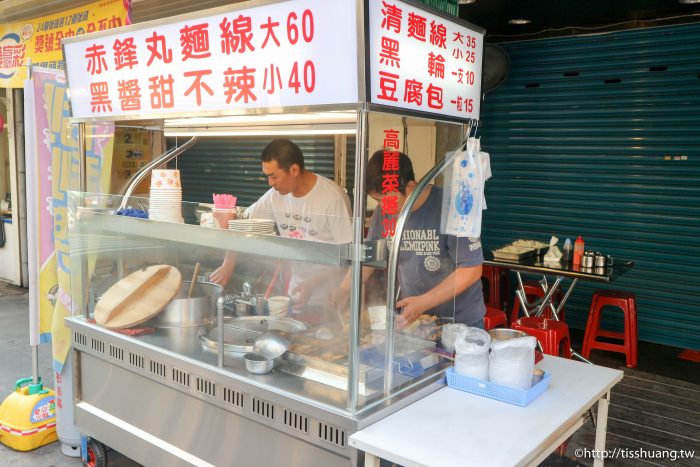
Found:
[368,0,484,120]
[62,0,358,119]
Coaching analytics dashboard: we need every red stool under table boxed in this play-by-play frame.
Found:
[482,265,508,310]
[582,290,638,368]
[513,317,572,358]
[510,280,565,325]
[483,306,508,331]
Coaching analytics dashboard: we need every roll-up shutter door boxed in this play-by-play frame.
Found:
[479,24,700,349]
[167,137,338,207]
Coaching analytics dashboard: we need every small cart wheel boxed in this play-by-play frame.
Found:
[84,438,107,467]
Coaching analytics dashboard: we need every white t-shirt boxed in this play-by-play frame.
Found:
[247,174,352,305]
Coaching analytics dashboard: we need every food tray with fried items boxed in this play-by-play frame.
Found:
[278,327,438,394]
[508,239,549,256]
[492,245,535,262]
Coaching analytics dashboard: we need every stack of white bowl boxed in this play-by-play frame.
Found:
[149,169,183,223]
[228,218,275,235]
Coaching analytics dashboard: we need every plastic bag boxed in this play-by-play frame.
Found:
[454,327,491,380]
[443,138,484,238]
[488,336,537,390]
[441,323,469,353]
[543,235,562,264]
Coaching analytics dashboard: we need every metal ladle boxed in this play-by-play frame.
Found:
[253,330,290,360]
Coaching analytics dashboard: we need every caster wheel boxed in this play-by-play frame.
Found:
[84,438,108,467]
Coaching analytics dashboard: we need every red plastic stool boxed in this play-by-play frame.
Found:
[582,290,638,368]
[513,317,572,358]
[482,265,508,310]
[510,280,565,325]
[483,306,508,330]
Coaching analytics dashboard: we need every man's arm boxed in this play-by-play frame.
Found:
[328,266,376,307]
[396,264,482,328]
[209,251,237,286]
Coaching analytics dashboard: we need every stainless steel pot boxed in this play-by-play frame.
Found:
[151,281,223,326]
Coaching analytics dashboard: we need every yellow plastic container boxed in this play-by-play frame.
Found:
[0,377,58,451]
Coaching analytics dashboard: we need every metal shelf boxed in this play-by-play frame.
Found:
[75,209,351,267]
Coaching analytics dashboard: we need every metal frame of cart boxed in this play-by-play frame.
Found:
[62,0,484,465]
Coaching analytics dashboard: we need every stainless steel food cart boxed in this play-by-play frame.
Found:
[61,0,484,465]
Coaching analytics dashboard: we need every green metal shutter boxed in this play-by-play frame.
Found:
[480,24,700,350]
[167,137,337,207]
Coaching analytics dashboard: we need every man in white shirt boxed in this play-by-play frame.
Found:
[210,139,352,306]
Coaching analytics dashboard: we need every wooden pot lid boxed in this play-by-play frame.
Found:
[94,265,181,329]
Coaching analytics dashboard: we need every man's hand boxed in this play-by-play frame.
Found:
[290,283,311,307]
[395,294,431,328]
[209,262,233,287]
[328,285,350,308]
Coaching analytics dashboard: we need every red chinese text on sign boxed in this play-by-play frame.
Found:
[430,21,447,49]
[260,16,281,48]
[404,79,423,105]
[180,23,211,60]
[148,74,175,109]
[263,64,283,95]
[381,1,403,34]
[85,44,108,75]
[220,15,256,55]
[383,129,400,149]
[376,71,399,102]
[113,37,138,71]
[145,31,173,66]
[90,82,112,112]
[117,79,141,111]
[381,195,398,216]
[407,13,426,42]
[184,70,214,106]
[379,37,400,68]
[224,66,257,103]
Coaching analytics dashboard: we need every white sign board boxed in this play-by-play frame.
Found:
[368,0,483,120]
[63,0,359,119]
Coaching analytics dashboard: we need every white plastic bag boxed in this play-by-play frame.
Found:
[443,138,484,238]
[488,336,537,390]
[454,327,491,380]
[441,323,469,353]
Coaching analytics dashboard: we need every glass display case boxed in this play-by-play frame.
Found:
[65,110,471,465]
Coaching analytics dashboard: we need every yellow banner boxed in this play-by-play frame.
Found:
[0,0,131,88]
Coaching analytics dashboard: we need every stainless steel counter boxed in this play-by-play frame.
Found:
[66,317,443,467]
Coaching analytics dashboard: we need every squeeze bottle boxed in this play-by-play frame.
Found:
[573,236,584,265]
[562,238,573,263]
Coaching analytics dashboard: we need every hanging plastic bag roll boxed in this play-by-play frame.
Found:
[442,137,484,238]
[454,327,491,380]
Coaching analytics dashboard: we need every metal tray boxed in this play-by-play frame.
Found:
[508,239,549,256]
[492,245,535,262]
[277,331,438,396]
[198,316,308,354]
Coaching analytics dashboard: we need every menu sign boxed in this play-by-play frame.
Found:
[62,0,358,119]
[368,0,484,120]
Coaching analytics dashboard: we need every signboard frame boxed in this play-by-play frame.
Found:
[62,0,484,124]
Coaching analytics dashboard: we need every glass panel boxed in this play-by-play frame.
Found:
[69,192,365,414]
[353,110,476,411]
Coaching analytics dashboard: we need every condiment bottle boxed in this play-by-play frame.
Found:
[573,236,585,265]
[562,238,573,263]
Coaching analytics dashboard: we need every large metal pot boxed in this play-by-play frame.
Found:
[151,281,223,326]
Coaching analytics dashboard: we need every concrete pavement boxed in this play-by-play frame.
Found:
[0,284,137,466]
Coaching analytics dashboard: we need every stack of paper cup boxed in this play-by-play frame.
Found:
[149,169,183,223]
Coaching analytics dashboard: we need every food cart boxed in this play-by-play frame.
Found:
[61,0,484,465]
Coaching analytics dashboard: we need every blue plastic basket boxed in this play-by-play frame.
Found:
[445,367,551,407]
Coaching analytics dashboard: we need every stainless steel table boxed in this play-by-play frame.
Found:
[484,255,634,363]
